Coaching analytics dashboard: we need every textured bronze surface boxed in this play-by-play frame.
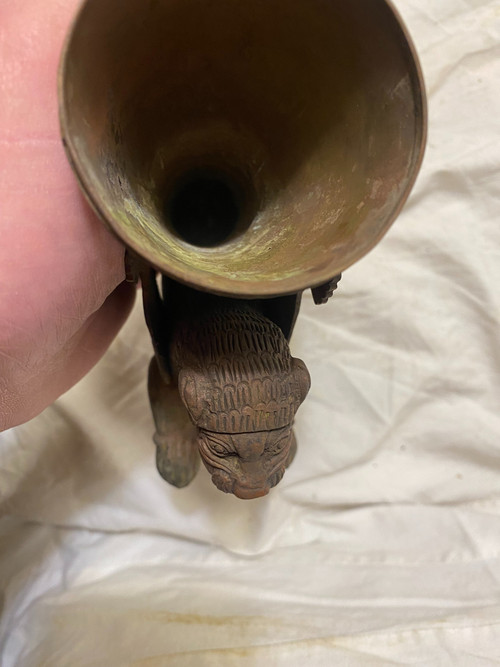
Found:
[59,0,426,497]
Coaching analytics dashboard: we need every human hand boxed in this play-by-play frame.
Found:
[0,0,136,430]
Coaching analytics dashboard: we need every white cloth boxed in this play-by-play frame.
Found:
[2,0,500,664]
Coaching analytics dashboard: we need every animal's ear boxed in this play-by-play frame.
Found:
[292,357,311,404]
[178,369,207,425]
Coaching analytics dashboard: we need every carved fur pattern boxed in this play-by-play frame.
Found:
[171,307,309,434]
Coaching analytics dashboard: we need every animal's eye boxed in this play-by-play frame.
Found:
[211,443,231,456]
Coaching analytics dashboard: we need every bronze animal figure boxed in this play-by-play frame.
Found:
[141,270,310,499]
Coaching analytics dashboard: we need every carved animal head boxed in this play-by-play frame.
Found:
[175,308,310,498]
[179,353,310,498]
[198,425,296,499]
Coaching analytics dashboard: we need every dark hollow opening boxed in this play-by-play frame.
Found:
[167,175,241,247]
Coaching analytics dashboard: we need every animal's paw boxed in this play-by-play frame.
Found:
[154,432,200,488]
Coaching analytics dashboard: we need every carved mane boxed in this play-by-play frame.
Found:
[172,307,309,433]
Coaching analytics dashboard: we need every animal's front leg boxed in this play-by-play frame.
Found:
[148,357,200,488]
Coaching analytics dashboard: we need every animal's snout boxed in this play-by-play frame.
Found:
[236,440,266,462]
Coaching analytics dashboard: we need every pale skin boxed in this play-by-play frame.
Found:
[0,0,135,430]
